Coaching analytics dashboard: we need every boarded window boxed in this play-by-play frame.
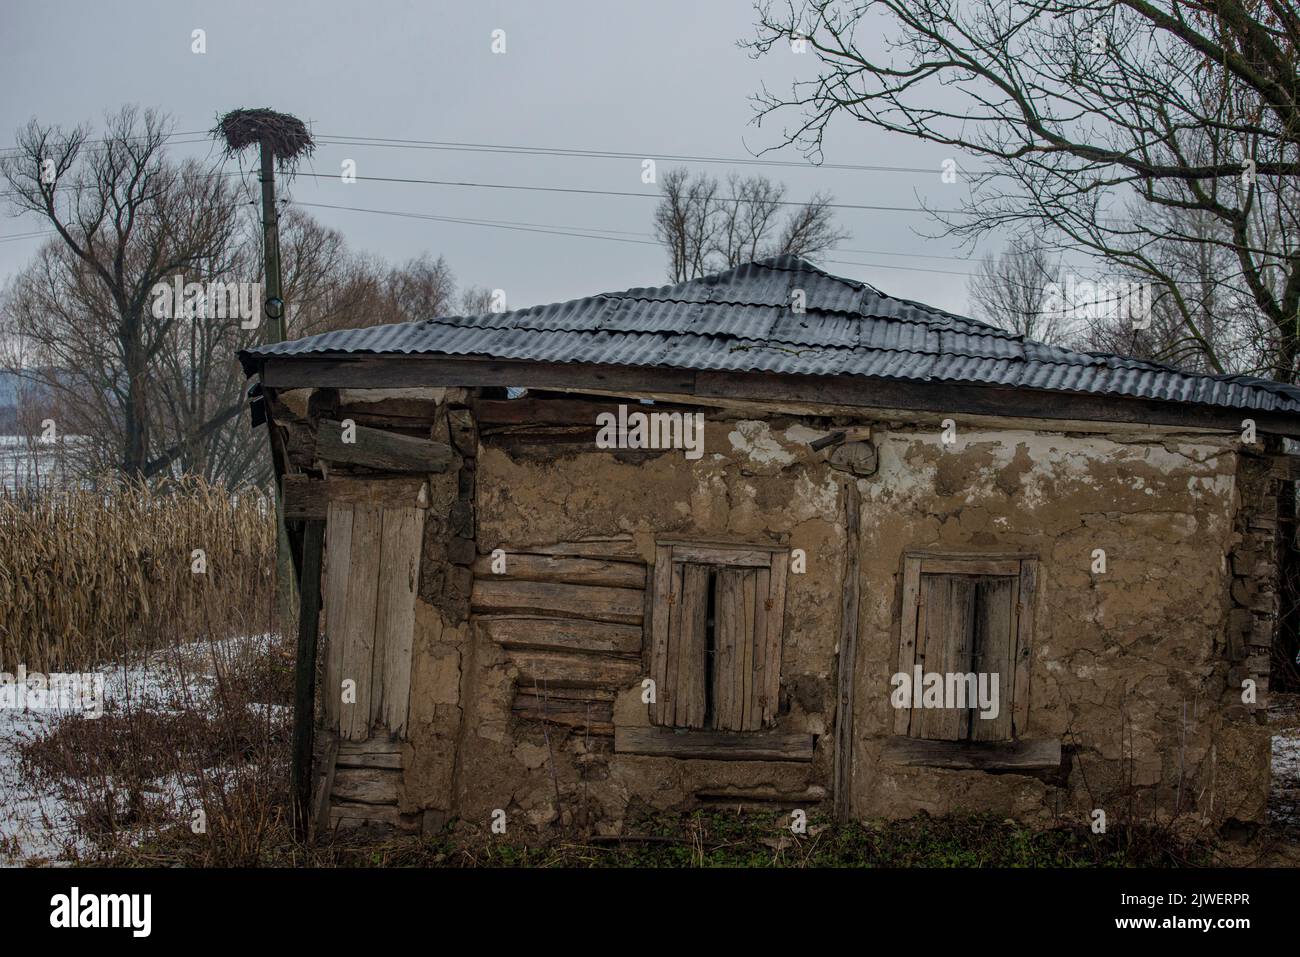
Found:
[894,555,1037,742]
[649,543,788,731]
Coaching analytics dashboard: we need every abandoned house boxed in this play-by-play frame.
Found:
[237,254,1298,837]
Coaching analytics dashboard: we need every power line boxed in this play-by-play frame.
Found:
[0,131,213,156]
[291,200,661,247]
[312,133,970,177]
[286,169,967,215]
[291,198,988,279]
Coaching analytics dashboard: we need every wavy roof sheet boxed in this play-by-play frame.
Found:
[239,254,1300,416]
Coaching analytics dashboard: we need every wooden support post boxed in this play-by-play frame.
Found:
[291,519,325,841]
[833,481,861,821]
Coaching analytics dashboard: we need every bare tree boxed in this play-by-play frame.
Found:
[968,236,1065,342]
[0,107,245,480]
[458,285,500,315]
[745,1,1300,381]
[653,167,848,281]
[389,252,457,320]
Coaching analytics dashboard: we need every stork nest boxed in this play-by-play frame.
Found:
[213,108,315,170]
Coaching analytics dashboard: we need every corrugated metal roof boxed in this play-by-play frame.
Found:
[239,254,1300,416]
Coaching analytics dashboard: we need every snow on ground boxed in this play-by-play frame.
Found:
[0,634,277,866]
[1269,694,1300,835]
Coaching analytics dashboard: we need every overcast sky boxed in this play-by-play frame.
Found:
[0,0,988,316]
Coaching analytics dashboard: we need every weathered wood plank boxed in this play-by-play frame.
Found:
[752,566,770,733]
[479,616,642,655]
[761,552,788,727]
[372,506,423,737]
[317,417,454,472]
[663,562,686,722]
[833,481,861,821]
[669,544,777,568]
[1014,560,1038,737]
[329,802,404,828]
[331,767,401,805]
[650,545,674,725]
[335,750,403,770]
[713,568,738,730]
[676,563,712,728]
[509,650,641,689]
[881,735,1061,771]
[470,553,646,589]
[311,731,339,843]
[918,557,1022,577]
[339,505,382,741]
[283,474,427,520]
[258,356,1300,437]
[512,694,614,735]
[615,727,815,762]
[525,538,643,560]
[337,738,403,754]
[918,574,976,742]
[740,570,757,731]
[322,502,355,733]
[470,579,644,624]
[291,518,324,839]
[263,356,697,394]
[970,576,1015,742]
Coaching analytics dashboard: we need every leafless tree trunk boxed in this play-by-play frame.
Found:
[652,167,847,281]
[0,107,244,481]
[746,0,1300,381]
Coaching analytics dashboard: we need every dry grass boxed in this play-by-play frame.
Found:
[17,633,294,866]
[0,478,277,672]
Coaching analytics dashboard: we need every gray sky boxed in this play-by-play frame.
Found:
[0,0,985,316]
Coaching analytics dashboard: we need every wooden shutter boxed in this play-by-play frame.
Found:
[649,543,787,731]
[671,563,711,728]
[969,576,1016,741]
[896,554,1037,743]
[915,573,977,741]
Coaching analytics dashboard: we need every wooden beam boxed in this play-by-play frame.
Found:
[291,519,324,841]
[316,418,453,472]
[331,767,401,805]
[263,356,697,394]
[919,557,1022,577]
[471,578,644,624]
[283,474,428,520]
[614,726,815,762]
[479,615,643,655]
[667,544,779,568]
[470,553,646,589]
[833,481,861,822]
[475,396,703,427]
[508,649,641,689]
[881,735,1062,771]
[255,356,1300,436]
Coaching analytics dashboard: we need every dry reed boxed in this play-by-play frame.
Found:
[0,477,278,672]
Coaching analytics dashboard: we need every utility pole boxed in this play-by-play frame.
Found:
[255,133,299,647]
[259,137,287,343]
[215,109,317,840]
